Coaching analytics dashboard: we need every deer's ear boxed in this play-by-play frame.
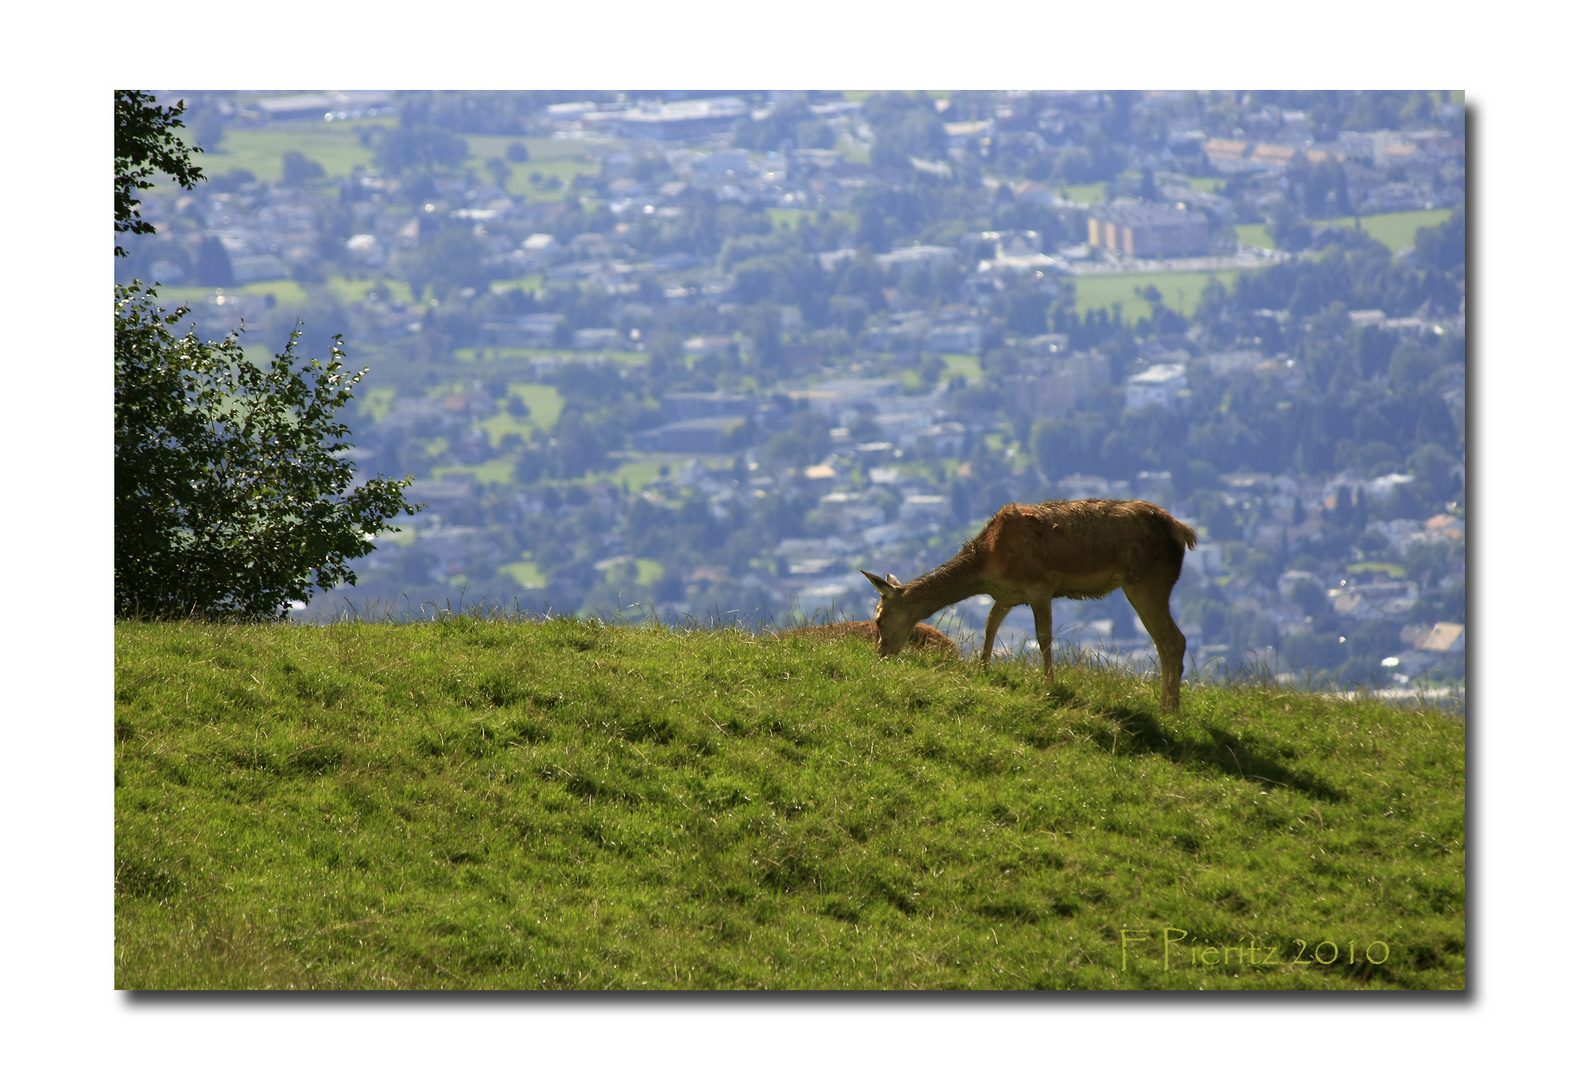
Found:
[862,570,898,597]
[886,573,902,588]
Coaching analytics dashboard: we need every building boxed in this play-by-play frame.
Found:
[1086,203,1210,258]
[483,314,560,348]
[790,378,902,424]
[1249,143,1298,171]
[1203,138,1249,172]
[1125,363,1188,411]
[1416,622,1465,654]
[875,244,958,272]
[682,335,737,358]
[999,348,1109,417]
[1329,581,1419,620]
[573,328,621,350]
[660,392,754,421]
[594,98,750,141]
[899,494,950,528]
[253,90,392,122]
[632,417,747,453]
[924,322,982,354]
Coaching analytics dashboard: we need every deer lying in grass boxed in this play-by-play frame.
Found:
[862,499,1197,711]
[773,620,959,657]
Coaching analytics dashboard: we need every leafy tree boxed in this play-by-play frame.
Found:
[115,296,419,618]
[1267,197,1312,251]
[1406,442,1459,503]
[281,150,326,185]
[762,409,832,471]
[733,96,812,152]
[193,235,235,287]
[997,280,1054,336]
[741,301,784,368]
[1413,209,1465,275]
[1138,167,1158,201]
[485,156,512,188]
[115,91,204,257]
[372,124,469,174]
[1303,157,1351,217]
[188,100,226,153]
[402,225,490,298]
[114,90,418,619]
[865,92,948,170]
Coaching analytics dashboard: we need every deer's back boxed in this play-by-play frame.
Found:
[983,499,1193,590]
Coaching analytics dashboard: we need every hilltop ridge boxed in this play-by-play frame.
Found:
[115,617,1464,989]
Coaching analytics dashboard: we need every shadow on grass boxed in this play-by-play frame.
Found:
[1009,642,1349,802]
[1080,701,1345,803]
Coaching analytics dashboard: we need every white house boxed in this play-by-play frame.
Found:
[1125,363,1188,411]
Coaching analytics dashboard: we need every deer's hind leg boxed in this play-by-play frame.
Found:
[1032,597,1055,684]
[1123,581,1188,712]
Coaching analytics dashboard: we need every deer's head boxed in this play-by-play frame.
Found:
[861,570,912,657]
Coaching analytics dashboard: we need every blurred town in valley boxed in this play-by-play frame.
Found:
[118,89,1466,689]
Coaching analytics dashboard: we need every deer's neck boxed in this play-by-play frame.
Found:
[901,541,988,620]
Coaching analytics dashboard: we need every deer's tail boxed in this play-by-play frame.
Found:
[1168,515,1198,552]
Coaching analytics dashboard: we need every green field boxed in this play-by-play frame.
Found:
[433,460,517,486]
[1312,209,1456,254]
[599,558,664,587]
[502,557,546,589]
[465,384,565,448]
[373,524,415,549]
[323,277,416,306]
[767,208,858,231]
[150,276,416,311]
[153,279,308,308]
[835,135,871,166]
[162,120,606,199]
[193,117,396,183]
[610,457,669,491]
[1235,223,1276,251]
[1054,176,1217,206]
[115,618,1464,990]
[1056,182,1106,206]
[459,135,609,201]
[508,384,564,431]
[1237,210,1457,257]
[940,353,983,382]
[1347,562,1407,580]
[485,275,545,296]
[1072,271,1240,323]
[358,387,398,423]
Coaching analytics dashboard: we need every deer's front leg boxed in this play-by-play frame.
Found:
[981,599,1013,669]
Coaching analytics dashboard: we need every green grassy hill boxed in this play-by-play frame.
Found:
[114,617,1464,990]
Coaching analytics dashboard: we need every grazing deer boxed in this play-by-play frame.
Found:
[862,499,1197,711]
[773,620,958,657]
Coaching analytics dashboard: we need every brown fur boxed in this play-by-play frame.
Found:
[774,620,959,657]
[862,499,1198,711]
